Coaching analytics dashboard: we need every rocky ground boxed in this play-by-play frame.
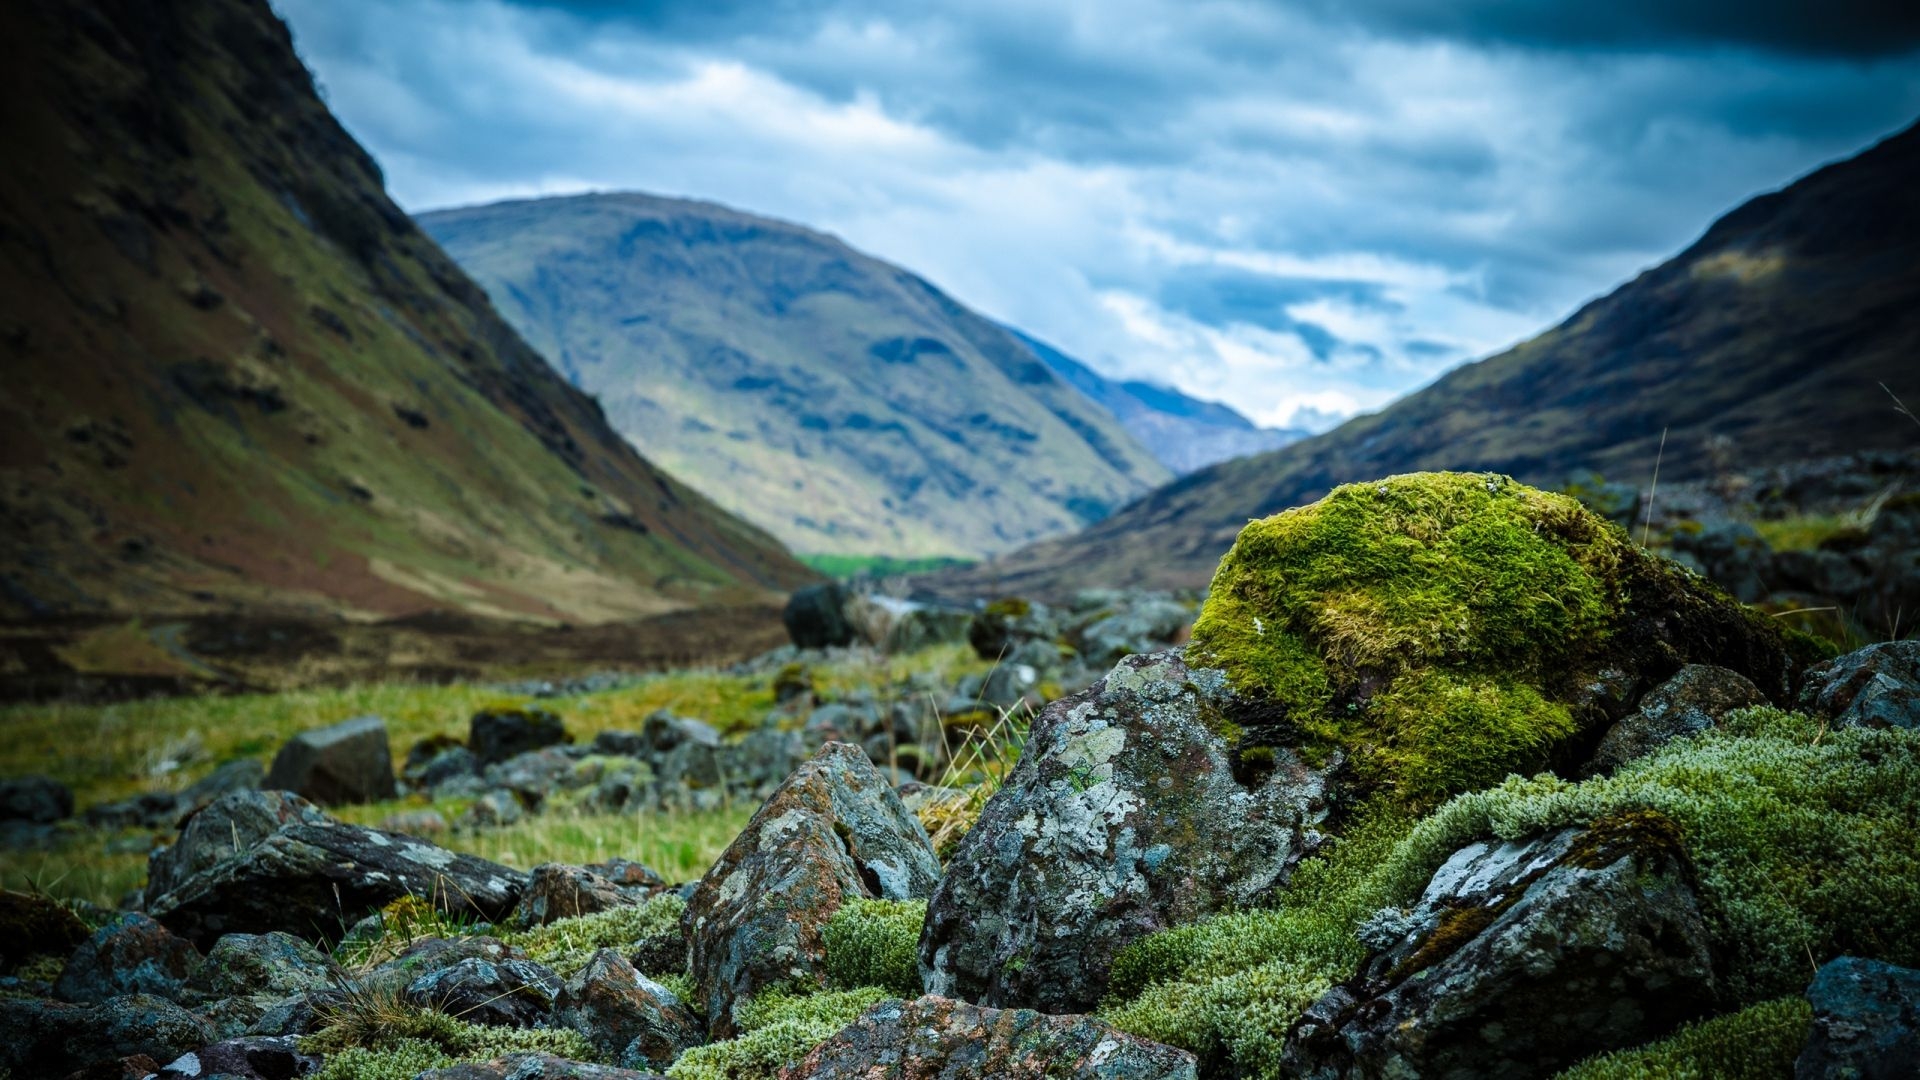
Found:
[1,473,1916,1079]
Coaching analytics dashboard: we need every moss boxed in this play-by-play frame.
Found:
[666,986,891,1080]
[822,898,925,997]
[312,1037,453,1080]
[0,890,90,973]
[771,663,814,703]
[984,597,1032,618]
[1551,996,1812,1080]
[501,892,686,977]
[1190,472,1782,811]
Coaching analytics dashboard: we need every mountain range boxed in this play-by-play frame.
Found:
[0,0,812,624]
[420,194,1173,560]
[921,119,1920,599]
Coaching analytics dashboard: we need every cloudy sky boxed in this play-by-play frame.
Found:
[274,0,1920,431]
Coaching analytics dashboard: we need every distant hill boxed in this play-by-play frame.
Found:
[0,0,813,623]
[1011,330,1306,474]
[420,195,1172,560]
[921,120,1920,600]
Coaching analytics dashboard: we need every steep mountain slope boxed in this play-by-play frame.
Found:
[1013,329,1306,474]
[925,120,1920,599]
[0,0,813,623]
[420,195,1172,560]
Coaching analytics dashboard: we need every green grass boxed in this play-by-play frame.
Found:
[1750,513,1858,553]
[796,554,976,578]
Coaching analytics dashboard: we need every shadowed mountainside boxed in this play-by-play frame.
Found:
[0,0,814,624]
[420,194,1172,560]
[920,119,1920,600]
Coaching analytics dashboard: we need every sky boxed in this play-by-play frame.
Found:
[273,0,1920,431]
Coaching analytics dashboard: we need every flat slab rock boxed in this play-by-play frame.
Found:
[782,994,1198,1079]
[684,742,940,1037]
[147,791,525,948]
[922,650,1337,1013]
[1283,821,1716,1080]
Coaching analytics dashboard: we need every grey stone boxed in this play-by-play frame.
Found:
[145,791,328,902]
[1796,956,1920,1079]
[416,1053,666,1080]
[1584,664,1769,775]
[1798,641,1920,730]
[55,913,202,1003]
[553,949,702,1070]
[922,650,1336,1013]
[0,774,74,823]
[153,1035,320,1079]
[405,955,562,1028]
[265,715,397,806]
[784,583,854,649]
[0,993,212,1076]
[470,708,569,766]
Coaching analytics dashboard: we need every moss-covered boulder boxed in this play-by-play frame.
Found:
[1190,472,1794,810]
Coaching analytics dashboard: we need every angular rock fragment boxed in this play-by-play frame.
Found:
[1795,956,1920,1079]
[0,993,213,1076]
[470,707,570,766]
[554,949,702,1069]
[1583,663,1768,775]
[265,715,397,805]
[1798,641,1920,729]
[152,1035,321,1080]
[55,913,203,1003]
[406,955,563,1028]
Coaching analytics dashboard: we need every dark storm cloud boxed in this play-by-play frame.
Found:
[271,0,1920,427]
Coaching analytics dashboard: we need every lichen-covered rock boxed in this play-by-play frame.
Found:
[684,742,940,1037]
[406,955,564,1028]
[264,715,397,806]
[0,993,213,1076]
[1797,641,1920,730]
[151,1035,321,1079]
[1072,598,1193,666]
[1190,473,1796,811]
[922,650,1337,1014]
[416,1052,666,1079]
[183,931,332,1005]
[1794,956,1919,1079]
[470,707,570,766]
[967,597,1059,661]
[514,864,650,927]
[0,888,92,974]
[784,994,1199,1079]
[145,792,525,948]
[55,913,203,1003]
[553,949,702,1069]
[1583,664,1768,775]
[367,935,529,992]
[458,788,528,831]
[145,791,329,901]
[1281,819,1716,1079]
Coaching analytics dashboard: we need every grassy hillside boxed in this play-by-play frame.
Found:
[924,120,1920,599]
[0,0,813,625]
[420,195,1172,560]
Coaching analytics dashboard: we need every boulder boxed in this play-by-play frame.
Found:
[1798,641,1920,730]
[0,774,74,823]
[416,1054,666,1080]
[1281,819,1716,1079]
[1583,664,1769,775]
[456,789,527,831]
[683,742,940,1037]
[55,913,203,1003]
[180,932,331,1017]
[405,955,563,1028]
[1795,956,1919,1079]
[553,949,702,1069]
[922,651,1337,1013]
[967,598,1058,661]
[590,729,647,757]
[145,791,328,901]
[145,792,525,948]
[844,593,970,654]
[513,863,650,927]
[151,1035,321,1080]
[410,745,480,791]
[470,708,570,766]
[366,935,529,993]
[0,993,213,1076]
[378,808,450,837]
[263,716,397,806]
[785,994,1199,1079]
[60,1054,164,1080]
[0,889,91,973]
[1071,598,1192,666]
[784,583,854,649]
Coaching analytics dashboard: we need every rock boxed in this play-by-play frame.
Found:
[684,743,941,1037]
[470,707,570,767]
[554,949,702,1069]
[1281,819,1716,1080]
[0,993,213,1076]
[84,789,193,832]
[844,594,970,654]
[264,715,397,806]
[417,1053,666,1080]
[61,1054,164,1080]
[181,759,266,807]
[629,930,688,981]
[785,994,1198,1079]
[977,662,1038,709]
[967,597,1059,661]
[922,651,1337,1013]
[0,888,91,973]
[152,1035,321,1079]
[513,863,651,927]
[1798,641,1920,730]
[405,955,563,1028]
[55,913,203,1003]
[0,774,74,823]
[367,935,529,992]
[411,746,480,791]
[1071,598,1192,666]
[784,583,854,649]
[641,710,722,756]
[379,808,450,837]
[145,791,329,901]
[456,789,527,831]
[182,931,331,1006]
[590,729,647,757]
[145,792,525,948]
[1795,956,1919,1079]
[1583,664,1769,775]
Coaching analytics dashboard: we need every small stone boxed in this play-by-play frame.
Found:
[55,913,203,1003]
[1798,641,1920,729]
[264,715,398,806]
[0,993,213,1077]
[0,774,74,823]
[469,708,570,766]
[1583,664,1768,776]
[553,949,703,1069]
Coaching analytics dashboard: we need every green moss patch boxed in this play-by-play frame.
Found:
[822,898,925,997]
[667,986,891,1080]
[1552,996,1812,1080]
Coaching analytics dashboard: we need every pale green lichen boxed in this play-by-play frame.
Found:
[303,1006,600,1080]
[500,892,686,976]
[822,898,926,997]
[666,986,891,1080]
[1551,996,1812,1080]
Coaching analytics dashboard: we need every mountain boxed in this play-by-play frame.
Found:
[0,0,813,624]
[419,195,1172,561]
[1012,329,1307,474]
[922,120,1920,600]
